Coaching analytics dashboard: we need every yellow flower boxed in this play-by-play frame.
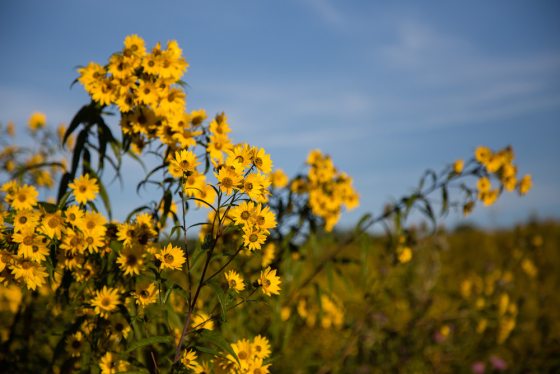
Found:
[253,204,277,231]
[28,112,46,131]
[475,146,492,164]
[82,211,107,235]
[66,331,84,357]
[216,166,242,195]
[155,243,186,270]
[168,149,199,178]
[521,258,538,278]
[90,286,120,318]
[476,177,491,193]
[258,267,281,296]
[191,311,214,331]
[69,174,99,204]
[117,245,145,276]
[243,226,268,251]
[518,174,532,195]
[64,205,85,227]
[181,349,200,371]
[123,34,146,60]
[252,335,271,359]
[10,184,39,211]
[225,270,245,293]
[207,133,232,162]
[453,159,464,174]
[251,147,273,174]
[133,282,158,307]
[398,247,412,263]
[231,338,252,365]
[6,121,15,136]
[13,209,41,232]
[231,201,256,227]
[99,352,129,374]
[270,169,289,188]
[261,242,276,268]
[109,314,131,342]
[10,261,48,290]
[480,189,499,206]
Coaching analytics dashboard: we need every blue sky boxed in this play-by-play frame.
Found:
[1,1,559,229]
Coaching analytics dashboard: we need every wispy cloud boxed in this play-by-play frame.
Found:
[372,19,560,132]
[303,0,346,27]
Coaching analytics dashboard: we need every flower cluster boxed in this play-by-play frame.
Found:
[294,294,344,329]
[291,149,359,231]
[460,270,518,344]
[78,35,195,152]
[473,145,532,206]
[216,335,272,373]
[0,114,70,189]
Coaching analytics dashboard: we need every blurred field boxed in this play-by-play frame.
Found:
[268,219,560,373]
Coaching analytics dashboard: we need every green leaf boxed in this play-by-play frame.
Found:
[125,335,173,353]
[441,185,449,216]
[199,330,238,363]
[86,168,112,219]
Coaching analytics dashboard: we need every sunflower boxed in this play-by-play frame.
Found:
[10,184,39,211]
[64,205,85,227]
[230,201,256,227]
[109,314,131,342]
[192,183,217,208]
[191,311,214,331]
[518,174,532,195]
[225,270,245,293]
[181,349,200,371]
[39,211,65,239]
[252,335,271,360]
[261,242,276,268]
[258,267,281,296]
[60,227,86,254]
[69,174,99,204]
[81,211,107,235]
[251,147,272,174]
[231,338,253,368]
[133,282,158,307]
[28,112,46,131]
[99,352,129,374]
[123,34,146,58]
[168,149,199,178]
[10,261,48,290]
[253,204,277,230]
[90,286,120,318]
[83,229,105,253]
[216,166,242,195]
[117,245,144,276]
[66,331,84,357]
[11,212,37,238]
[155,243,186,271]
[207,133,232,162]
[242,226,267,251]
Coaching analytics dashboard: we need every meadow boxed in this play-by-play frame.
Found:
[0,35,555,373]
